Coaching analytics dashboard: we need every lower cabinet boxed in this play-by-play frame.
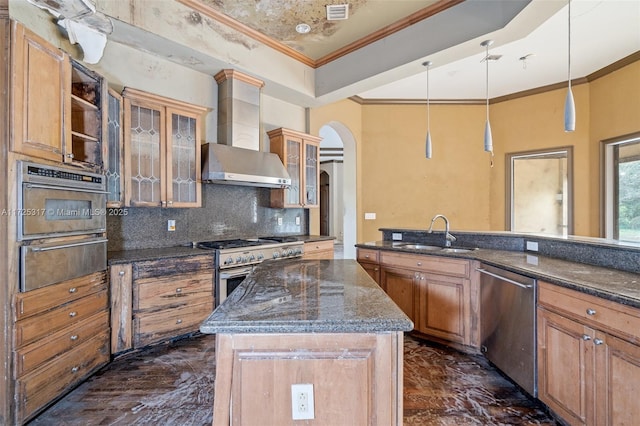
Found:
[357,248,380,284]
[110,254,214,353]
[537,281,640,426]
[13,271,110,423]
[376,250,478,348]
[303,239,334,260]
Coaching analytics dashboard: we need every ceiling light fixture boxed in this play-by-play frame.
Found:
[564,0,575,132]
[422,60,433,159]
[295,23,311,34]
[480,40,497,161]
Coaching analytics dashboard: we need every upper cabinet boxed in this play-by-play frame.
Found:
[122,88,206,208]
[268,128,321,208]
[11,22,70,163]
[106,89,124,207]
[11,22,105,170]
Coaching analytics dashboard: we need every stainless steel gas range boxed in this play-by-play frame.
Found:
[197,238,304,306]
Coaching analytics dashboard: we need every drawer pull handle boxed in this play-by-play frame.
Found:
[594,338,604,345]
[176,288,182,293]
[69,311,77,317]
[176,319,183,324]
[71,366,79,373]
[374,267,379,271]
[119,271,125,276]
[70,335,78,341]
[586,308,596,316]
[417,262,422,266]
[365,255,370,258]
[68,287,77,293]
[582,334,591,341]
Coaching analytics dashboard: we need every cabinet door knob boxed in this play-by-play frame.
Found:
[417,262,422,266]
[594,338,604,345]
[365,255,370,258]
[176,319,183,324]
[586,308,596,316]
[68,287,77,293]
[71,366,79,373]
[66,153,74,159]
[176,288,182,293]
[582,334,591,341]
[374,267,379,271]
[69,311,77,317]
[167,200,173,206]
[70,335,78,341]
[119,271,125,276]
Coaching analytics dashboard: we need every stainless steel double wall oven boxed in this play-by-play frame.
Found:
[17,161,108,292]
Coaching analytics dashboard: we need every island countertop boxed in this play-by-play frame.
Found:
[200,259,414,334]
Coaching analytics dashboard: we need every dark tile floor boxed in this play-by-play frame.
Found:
[29,334,558,425]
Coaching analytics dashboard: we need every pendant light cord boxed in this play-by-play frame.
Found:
[426,65,431,131]
[485,44,490,123]
[567,0,572,89]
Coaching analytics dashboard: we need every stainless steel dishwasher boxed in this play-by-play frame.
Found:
[478,264,537,397]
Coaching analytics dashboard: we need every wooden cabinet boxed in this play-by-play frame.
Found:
[537,281,640,426]
[109,254,214,353]
[11,21,70,163]
[268,128,322,208]
[122,88,206,208]
[303,239,334,259]
[378,251,477,347]
[69,59,106,169]
[11,22,106,169]
[13,271,110,423]
[357,248,380,284]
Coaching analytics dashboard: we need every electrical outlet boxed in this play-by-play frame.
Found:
[364,212,376,220]
[291,384,315,420]
[277,217,283,226]
[295,216,300,225]
[167,220,176,231]
[526,241,538,252]
[392,233,403,241]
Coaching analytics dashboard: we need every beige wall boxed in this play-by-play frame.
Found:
[310,59,640,243]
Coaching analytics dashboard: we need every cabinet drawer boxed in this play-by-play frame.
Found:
[134,301,213,348]
[16,331,109,423]
[304,240,334,254]
[15,290,108,347]
[538,281,640,342]
[133,255,213,280]
[357,248,379,263]
[380,252,470,278]
[14,311,109,377]
[134,272,213,311]
[14,271,106,320]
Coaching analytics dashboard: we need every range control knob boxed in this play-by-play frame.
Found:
[224,257,234,265]
[236,256,243,264]
[249,254,256,262]
[273,252,280,259]
[257,253,264,260]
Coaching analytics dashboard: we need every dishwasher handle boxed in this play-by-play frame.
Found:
[476,267,534,289]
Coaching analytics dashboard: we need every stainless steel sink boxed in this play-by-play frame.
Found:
[397,244,443,250]
[440,248,477,253]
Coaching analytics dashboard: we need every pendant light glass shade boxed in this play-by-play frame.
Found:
[423,60,433,159]
[564,0,575,132]
[481,40,494,154]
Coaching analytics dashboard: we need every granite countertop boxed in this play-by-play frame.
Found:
[200,259,414,334]
[107,246,211,264]
[356,241,640,309]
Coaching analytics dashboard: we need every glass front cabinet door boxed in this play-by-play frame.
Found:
[122,88,206,208]
[268,128,322,208]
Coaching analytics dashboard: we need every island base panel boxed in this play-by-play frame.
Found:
[212,332,404,426]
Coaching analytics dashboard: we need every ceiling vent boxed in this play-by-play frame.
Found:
[326,4,349,20]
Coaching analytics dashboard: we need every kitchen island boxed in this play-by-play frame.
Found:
[200,259,413,426]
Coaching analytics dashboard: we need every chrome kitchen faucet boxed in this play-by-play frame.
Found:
[428,214,457,247]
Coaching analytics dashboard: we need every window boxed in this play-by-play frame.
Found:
[603,133,640,242]
[507,148,573,236]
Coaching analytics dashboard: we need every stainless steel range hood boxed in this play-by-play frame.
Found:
[201,69,290,188]
[201,143,291,188]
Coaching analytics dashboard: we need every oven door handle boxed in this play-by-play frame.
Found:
[29,238,108,252]
[25,183,109,195]
[219,268,253,279]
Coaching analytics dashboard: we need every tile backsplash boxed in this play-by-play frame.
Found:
[106,184,307,251]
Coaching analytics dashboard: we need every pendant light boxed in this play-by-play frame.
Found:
[423,60,433,159]
[480,40,494,155]
[564,0,576,132]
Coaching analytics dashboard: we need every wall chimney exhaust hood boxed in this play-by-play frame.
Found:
[201,143,291,188]
[201,69,290,188]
